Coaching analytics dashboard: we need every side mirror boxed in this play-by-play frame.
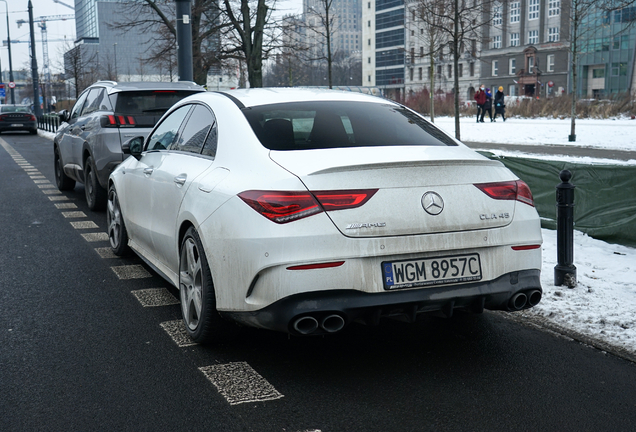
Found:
[122,136,144,160]
[57,109,70,123]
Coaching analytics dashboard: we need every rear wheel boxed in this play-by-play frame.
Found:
[84,155,107,211]
[179,227,238,344]
[54,145,75,191]
[107,184,130,256]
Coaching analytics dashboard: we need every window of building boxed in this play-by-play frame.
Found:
[459,63,463,77]
[510,2,520,23]
[492,35,501,49]
[447,64,452,77]
[509,84,517,96]
[418,67,422,80]
[368,75,371,82]
[510,33,519,47]
[509,58,516,74]
[613,34,630,50]
[593,68,605,78]
[492,60,498,76]
[469,62,475,76]
[409,68,414,81]
[548,27,559,42]
[420,46,424,57]
[493,3,502,26]
[611,62,628,76]
[529,0,540,20]
[547,54,555,72]
[548,0,560,17]
[528,56,535,73]
[411,47,415,63]
[368,57,371,64]
[437,65,442,76]
[528,30,539,44]
[368,2,371,8]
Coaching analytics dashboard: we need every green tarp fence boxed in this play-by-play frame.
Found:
[478,152,636,247]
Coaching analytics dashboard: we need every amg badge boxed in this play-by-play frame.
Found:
[346,222,387,229]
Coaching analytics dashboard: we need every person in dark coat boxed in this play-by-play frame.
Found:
[474,85,486,123]
[482,88,493,122]
[493,86,506,122]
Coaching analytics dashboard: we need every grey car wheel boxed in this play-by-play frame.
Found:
[107,185,129,256]
[84,155,107,211]
[179,227,238,344]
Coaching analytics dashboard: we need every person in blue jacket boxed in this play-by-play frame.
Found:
[482,88,493,122]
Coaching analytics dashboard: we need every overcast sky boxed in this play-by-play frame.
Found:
[1,0,303,80]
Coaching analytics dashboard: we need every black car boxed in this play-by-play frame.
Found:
[0,105,37,135]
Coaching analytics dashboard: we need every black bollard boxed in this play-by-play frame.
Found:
[554,170,577,288]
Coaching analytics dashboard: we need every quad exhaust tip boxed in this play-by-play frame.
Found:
[293,316,319,335]
[321,314,345,333]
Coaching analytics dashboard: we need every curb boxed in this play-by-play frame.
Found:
[492,310,636,365]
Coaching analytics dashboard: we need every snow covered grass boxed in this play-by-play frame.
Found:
[527,228,636,357]
[432,116,636,152]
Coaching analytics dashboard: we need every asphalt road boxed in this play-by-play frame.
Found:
[2,133,636,431]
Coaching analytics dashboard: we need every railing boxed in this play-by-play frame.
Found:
[37,114,61,134]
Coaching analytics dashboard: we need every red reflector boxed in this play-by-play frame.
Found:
[475,180,535,207]
[511,245,541,251]
[127,116,136,125]
[108,115,117,125]
[287,261,345,271]
[118,115,126,125]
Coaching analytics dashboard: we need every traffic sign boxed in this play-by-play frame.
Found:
[8,81,15,89]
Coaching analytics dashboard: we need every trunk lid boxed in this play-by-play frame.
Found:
[269,146,518,237]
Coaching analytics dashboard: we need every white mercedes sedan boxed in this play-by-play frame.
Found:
[107,88,543,344]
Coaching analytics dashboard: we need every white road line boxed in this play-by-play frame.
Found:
[42,189,62,195]
[199,362,284,406]
[33,180,50,184]
[55,203,77,209]
[62,211,87,218]
[48,196,69,201]
[39,184,57,189]
[160,320,198,347]
[111,264,151,279]
[30,175,46,179]
[131,288,179,307]
[94,247,118,259]
[70,221,99,229]
[81,232,109,242]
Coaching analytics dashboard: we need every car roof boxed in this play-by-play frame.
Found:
[215,88,390,108]
[90,80,206,94]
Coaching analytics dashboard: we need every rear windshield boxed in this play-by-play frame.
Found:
[109,90,201,116]
[241,101,457,150]
[1,106,32,113]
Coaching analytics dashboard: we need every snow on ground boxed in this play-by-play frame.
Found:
[432,116,636,152]
[531,229,636,357]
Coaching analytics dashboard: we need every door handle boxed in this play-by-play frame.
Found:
[143,167,154,176]
[174,174,187,187]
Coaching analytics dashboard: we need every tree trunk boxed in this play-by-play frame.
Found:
[429,46,435,122]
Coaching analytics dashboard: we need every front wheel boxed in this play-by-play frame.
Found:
[107,184,130,256]
[84,155,107,211]
[179,227,238,344]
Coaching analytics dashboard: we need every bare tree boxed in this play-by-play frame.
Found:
[304,0,339,88]
[416,0,494,140]
[62,44,99,98]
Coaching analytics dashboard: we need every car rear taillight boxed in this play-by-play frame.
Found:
[28,114,36,121]
[474,180,535,207]
[238,189,378,224]
[101,115,137,128]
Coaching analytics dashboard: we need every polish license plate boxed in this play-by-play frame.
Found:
[11,124,23,127]
[382,253,482,290]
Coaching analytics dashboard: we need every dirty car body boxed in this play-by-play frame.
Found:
[108,88,543,343]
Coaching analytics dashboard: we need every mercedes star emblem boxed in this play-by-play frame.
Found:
[421,191,444,215]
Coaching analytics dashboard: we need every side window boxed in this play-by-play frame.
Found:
[70,91,89,120]
[82,88,107,116]
[146,105,192,151]
[201,119,218,158]
[174,105,215,154]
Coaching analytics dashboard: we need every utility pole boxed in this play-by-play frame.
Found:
[0,0,15,103]
[29,0,42,116]
[175,0,193,81]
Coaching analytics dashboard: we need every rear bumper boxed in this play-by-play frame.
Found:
[223,269,541,335]
[0,122,37,132]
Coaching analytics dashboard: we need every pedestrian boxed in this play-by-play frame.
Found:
[493,86,506,122]
[474,84,486,123]
[483,88,493,122]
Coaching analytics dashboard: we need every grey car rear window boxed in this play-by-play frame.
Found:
[110,90,201,116]
[241,101,458,150]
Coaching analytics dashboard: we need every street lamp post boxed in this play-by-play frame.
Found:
[0,0,15,104]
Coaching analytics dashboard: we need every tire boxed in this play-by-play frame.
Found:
[107,184,130,256]
[179,227,239,344]
[84,155,107,211]
[54,145,76,191]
